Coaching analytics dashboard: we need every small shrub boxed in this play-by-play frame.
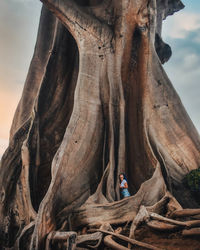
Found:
[186,167,200,192]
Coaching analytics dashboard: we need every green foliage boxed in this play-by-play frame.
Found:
[186,167,200,192]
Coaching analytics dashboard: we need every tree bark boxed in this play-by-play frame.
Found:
[0,0,200,249]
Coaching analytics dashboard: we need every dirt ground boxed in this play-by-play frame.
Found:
[133,225,200,250]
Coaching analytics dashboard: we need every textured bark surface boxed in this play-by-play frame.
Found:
[0,0,200,249]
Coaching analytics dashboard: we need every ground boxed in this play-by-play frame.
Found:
[134,225,200,250]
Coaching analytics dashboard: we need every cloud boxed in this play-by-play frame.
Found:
[163,28,200,80]
[163,12,200,39]
[163,25,200,133]
[182,53,199,71]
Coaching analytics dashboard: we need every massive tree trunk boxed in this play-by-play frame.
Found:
[0,0,200,249]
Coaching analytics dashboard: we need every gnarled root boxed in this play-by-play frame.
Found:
[102,224,129,250]
[36,185,200,250]
[43,203,200,250]
[103,226,130,250]
[89,228,163,250]
[182,227,200,236]
[137,207,200,239]
[104,235,129,250]
[76,232,103,249]
[56,188,200,250]
[128,205,150,248]
[15,222,35,249]
[45,231,77,250]
[146,220,179,231]
[128,194,177,242]
[170,208,200,219]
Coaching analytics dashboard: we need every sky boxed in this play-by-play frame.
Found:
[0,0,199,158]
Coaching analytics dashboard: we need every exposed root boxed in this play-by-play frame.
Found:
[15,221,35,249]
[89,228,163,250]
[125,195,185,247]
[43,204,200,250]
[45,231,77,250]
[146,194,171,214]
[45,193,200,249]
[147,220,179,231]
[114,227,123,234]
[103,226,128,250]
[104,235,129,250]
[58,190,200,249]
[182,227,200,236]
[100,223,115,232]
[149,213,188,226]
[76,232,103,248]
[192,215,200,220]
[129,205,149,242]
[185,220,200,228]
[170,209,200,219]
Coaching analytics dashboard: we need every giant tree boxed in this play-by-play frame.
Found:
[0,0,200,249]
